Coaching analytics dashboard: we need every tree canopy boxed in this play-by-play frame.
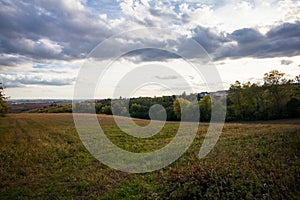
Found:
[227,70,300,120]
[0,83,9,116]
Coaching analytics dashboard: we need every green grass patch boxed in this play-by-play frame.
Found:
[0,114,299,199]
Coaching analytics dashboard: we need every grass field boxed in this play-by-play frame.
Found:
[0,114,299,199]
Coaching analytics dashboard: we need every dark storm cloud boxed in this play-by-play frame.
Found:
[214,22,300,60]
[1,0,300,65]
[118,22,300,62]
[191,26,230,54]
[229,28,264,44]
[0,0,113,61]
[122,48,180,63]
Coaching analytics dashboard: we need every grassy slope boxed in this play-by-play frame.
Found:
[0,114,299,199]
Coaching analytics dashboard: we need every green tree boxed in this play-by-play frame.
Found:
[227,81,243,120]
[129,103,148,119]
[0,83,9,115]
[173,98,190,119]
[173,98,199,121]
[199,95,211,121]
[293,74,300,99]
[263,70,285,85]
[263,70,291,118]
[95,102,103,114]
[296,74,300,84]
[111,99,128,116]
[101,105,112,115]
[286,98,300,118]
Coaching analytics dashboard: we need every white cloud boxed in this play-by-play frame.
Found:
[37,38,63,55]
[1,0,300,98]
[215,55,300,86]
[174,0,300,33]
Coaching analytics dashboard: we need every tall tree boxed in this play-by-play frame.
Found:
[199,95,211,121]
[296,74,300,84]
[263,70,288,118]
[227,81,243,120]
[263,70,285,85]
[173,98,190,119]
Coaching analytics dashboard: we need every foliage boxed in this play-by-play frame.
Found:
[101,105,112,115]
[173,98,191,119]
[263,70,285,85]
[0,83,9,116]
[29,103,72,113]
[174,97,205,121]
[286,98,300,118]
[94,96,178,121]
[227,70,299,121]
[199,95,211,121]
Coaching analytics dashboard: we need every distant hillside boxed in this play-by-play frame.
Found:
[8,99,72,113]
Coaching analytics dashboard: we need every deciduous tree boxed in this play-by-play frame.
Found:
[0,83,9,115]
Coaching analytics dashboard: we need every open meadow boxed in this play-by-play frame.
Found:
[0,113,299,199]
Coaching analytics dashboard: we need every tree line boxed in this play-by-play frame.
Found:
[226,70,300,120]
[91,70,300,121]
[2,70,300,121]
[93,96,178,121]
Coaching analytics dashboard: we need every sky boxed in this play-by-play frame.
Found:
[0,0,300,99]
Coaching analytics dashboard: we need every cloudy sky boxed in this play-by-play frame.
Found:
[0,0,300,99]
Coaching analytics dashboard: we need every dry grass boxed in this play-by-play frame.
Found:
[0,114,299,199]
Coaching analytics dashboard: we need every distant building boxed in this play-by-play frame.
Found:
[197,92,209,101]
[197,90,228,101]
[210,90,228,97]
